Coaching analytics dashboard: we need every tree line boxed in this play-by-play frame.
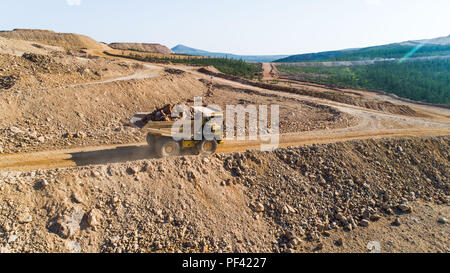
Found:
[278,59,450,105]
[276,44,450,62]
[127,53,261,79]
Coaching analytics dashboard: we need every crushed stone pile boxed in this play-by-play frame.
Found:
[137,104,177,126]
[0,136,447,253]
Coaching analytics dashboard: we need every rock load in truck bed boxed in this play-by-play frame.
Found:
[133,104,178,129]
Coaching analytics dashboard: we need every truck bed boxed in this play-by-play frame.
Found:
[130,113,194,137]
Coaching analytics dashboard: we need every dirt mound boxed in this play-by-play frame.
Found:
[0,73,208,154]
[0,136,447,253]
[109,43,173,54]
[201,66,220,74]
[0,75,18,90]
[164,68,185,75]
[22,52,54,64]
[0,52,140,92]
[0,53,98,91]
[0,29,111,51]
[0,36,63,56]
[363,101,418,116]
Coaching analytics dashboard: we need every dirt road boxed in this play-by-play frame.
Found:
[0,61,449,171]
[0,127,448,172]
[262,63,279,80]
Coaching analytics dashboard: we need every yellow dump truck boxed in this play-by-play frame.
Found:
[131,106,224,157]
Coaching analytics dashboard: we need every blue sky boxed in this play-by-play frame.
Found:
[1,0,449,55]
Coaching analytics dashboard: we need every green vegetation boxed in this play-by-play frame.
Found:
[276,44,450,62]
[128,53,262,79]
[278,59,450,105]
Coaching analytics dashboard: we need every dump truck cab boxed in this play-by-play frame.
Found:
[131,106,224,157]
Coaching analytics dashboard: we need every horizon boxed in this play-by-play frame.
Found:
[1,0,450,55]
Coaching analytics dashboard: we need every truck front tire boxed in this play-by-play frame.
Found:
[197,140,218,155]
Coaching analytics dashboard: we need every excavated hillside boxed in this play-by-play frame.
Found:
[0,29,111,51]
[109,43,173,54]
[0,36,63,56]
[0,137,448,253]
[0,70,208,154]
[0,34,448,254]
[0,52,138,91]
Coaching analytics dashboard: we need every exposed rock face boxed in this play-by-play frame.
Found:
[109,43,173,54]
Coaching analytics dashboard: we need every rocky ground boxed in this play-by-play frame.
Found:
[312,201,449,253]
[204,83,358,134]
[0,65,207,154]
[0,137,448,253]
[0,52,137,91]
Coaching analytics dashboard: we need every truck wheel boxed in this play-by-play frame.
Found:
[197,140,218,155]
[157,138,181,158]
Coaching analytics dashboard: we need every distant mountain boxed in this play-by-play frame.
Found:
[276,35,450,63]
[171,45,209,55]
[171,44,288,63]
[400,35,450,46]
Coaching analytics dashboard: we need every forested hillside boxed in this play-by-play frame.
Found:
[276,44,450,62]
[277,59,450,105]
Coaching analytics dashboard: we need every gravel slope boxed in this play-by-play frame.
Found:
[0,137,448,253]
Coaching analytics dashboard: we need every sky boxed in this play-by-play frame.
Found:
[1,0,449,55]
